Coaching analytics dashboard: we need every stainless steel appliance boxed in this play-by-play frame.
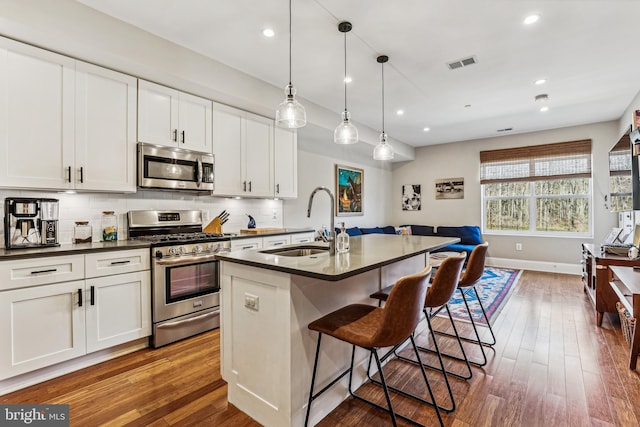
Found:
[137,143,214,193]
[128,210,230,347]
[4,197,60,249]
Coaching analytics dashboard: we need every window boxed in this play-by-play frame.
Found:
[480,140,592,236]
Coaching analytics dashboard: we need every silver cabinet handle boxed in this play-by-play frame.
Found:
[181,130,185,143]
[276,183,280,194]
[243,181,247,192]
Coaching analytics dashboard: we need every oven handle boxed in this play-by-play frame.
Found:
[156,309,220,329]
[155,254,220,266]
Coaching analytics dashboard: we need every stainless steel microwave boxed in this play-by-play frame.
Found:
[137,143,214,193]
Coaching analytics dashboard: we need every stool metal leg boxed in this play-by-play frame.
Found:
[304,333,323,427]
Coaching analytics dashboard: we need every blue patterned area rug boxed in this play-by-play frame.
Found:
[442,267,522,326]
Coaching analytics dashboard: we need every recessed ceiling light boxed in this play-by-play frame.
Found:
[540,106,549,112]
[423,127,430,132]
[344,76,352,84]
[523,14,540,25]
[535,78,547,85]
[396,110,404,116]
[262,28,275,38]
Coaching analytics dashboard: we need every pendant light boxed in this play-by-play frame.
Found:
[334,21,358,145]
[373,55,394,160]
[276,0,306,129]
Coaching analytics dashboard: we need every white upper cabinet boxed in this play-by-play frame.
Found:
[0,37,137,192]
[138,80,212,153]
[75,62,137,192]
[244,113,274,197]
[213,103,274,198]
[274,127,298,198]
[0,38,75,190]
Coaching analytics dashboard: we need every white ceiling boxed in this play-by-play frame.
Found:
[77,0,640,147]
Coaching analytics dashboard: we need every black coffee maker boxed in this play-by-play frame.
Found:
[4,197,60,249]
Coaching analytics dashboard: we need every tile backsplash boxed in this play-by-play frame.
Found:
[0,189,283,246]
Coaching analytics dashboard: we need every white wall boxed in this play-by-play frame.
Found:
[392,121,619,265]
[283,126,393,233]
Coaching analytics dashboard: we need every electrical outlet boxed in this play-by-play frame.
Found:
[244,293,259,311]
[515,243,523,251]
[272,210,277,219]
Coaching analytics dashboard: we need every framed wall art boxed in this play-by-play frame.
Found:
[435,177,464,200]
[402,184,421,211]
[335,164,363,216]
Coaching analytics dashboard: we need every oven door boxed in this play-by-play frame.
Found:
[138,143,214,192]
[153,256,220,323]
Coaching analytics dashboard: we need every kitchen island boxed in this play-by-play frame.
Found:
[217,234,458,427]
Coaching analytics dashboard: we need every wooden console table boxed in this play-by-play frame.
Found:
[608,266,640,370]
[581,244,640,326]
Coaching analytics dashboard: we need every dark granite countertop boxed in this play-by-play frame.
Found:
[0,240,151,260]
[217,234,458,281]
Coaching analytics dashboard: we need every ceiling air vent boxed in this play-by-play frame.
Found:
[447,55,478,70]
[497,128,513,133]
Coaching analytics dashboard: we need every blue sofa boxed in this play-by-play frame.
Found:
[404,225,483,257]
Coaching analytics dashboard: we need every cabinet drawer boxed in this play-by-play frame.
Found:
[291,232,315,244]
[85,249,150,278]
[230,238,262,251]
[262,235,290,248]
[0,255,85,291]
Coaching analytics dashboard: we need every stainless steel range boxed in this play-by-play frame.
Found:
[128,210,231,347]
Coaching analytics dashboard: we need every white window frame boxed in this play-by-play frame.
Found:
[481,178,593,238]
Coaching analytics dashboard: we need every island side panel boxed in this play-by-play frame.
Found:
[221,262,294,427]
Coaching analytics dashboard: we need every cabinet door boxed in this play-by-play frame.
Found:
[0,280,86,380]
[138,80,179,146]
[274,127,297,198]
[75,62,137,192]
[0,38,74,190]
[85,271,151,353]
[244,113,274,197]
[212,103,244,195]
[179,92,212,153]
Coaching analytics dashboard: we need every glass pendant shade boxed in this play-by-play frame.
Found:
[276,84,306,129]
[373,132,394,160]
[334,110,358,144]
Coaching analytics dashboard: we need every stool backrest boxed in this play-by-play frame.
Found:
[458,242,489,288]
[425,254,466,308]
[372,265,432,348]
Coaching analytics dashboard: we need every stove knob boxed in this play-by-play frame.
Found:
[168,247,178,256]
[155,250,163,259]
[178,246,187,255]
[194,245,203,254]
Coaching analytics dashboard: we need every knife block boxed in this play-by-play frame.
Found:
[204,217,222,234]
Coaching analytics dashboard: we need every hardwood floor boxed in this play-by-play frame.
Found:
[2,270,640,426]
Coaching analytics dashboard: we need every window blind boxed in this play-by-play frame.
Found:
[480,139,592,184]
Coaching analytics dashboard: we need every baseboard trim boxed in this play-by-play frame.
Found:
[487,257,581,275]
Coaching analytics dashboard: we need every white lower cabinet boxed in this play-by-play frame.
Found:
[0,249,150,381]
[85,271,150,353]
[230,237,262,251]
[291,232,315,244]
[0,280,86,380]
[262,235,290,249]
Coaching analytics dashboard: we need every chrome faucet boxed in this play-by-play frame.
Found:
[307,186,335,254]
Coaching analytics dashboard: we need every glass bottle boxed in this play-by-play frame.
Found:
[74,221,92,244]
[337,222,350,253]
[101,211,118,241]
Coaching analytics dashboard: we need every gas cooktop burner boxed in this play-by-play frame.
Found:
[134,232,226,244]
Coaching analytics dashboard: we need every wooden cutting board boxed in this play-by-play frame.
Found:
[240,228,287,234]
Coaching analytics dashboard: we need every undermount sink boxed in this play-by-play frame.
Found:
[259,245,330,257]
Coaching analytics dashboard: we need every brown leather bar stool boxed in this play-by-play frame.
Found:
[368,254,468,412]
[304,265,443,427]
[431,242,493,367]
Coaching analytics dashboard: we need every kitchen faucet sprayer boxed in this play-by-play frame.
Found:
[307,186,335,254]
